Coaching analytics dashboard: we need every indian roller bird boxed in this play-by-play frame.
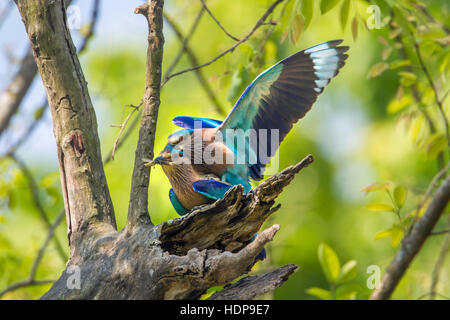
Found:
[147,40,348,216]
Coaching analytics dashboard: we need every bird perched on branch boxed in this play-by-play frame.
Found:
[146,40,348,216]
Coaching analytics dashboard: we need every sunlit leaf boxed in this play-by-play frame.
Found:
[423,133,447,160]
[388,28,402,39]
[367,62,389,79]
[409,113,424,143]
[391,225,404,247]
[398,71,417,86]
[365,203,395,212]
[336,260,357,284]
[336,284,359,300]
[306,287,332,300]
[301,0,314,29]
[351,16,358,41]
[381,47,392,60]
[290,13,305,45]
[375,228,393,240]
[340,0,350,30]
[393,185,407,209]
[361,183,390,195]
[387,94,413,114]
[318,243,340,283]
[320,0,341,14]
[389,59,411,69]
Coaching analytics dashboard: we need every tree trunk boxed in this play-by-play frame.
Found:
[15,0,307,300]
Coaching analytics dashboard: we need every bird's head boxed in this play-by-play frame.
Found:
[144,128,193,169]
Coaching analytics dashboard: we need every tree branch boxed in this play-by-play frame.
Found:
[208,264,297,300]
[370,176,450,300]
[0,209,64,298]
[15,0,116,252]
[41,155,312,299]
[163,11,226,115]
[161,6,204,85]
[127,0,165,227]
[160,0,284,86]
[200,0,240,42]
[0,49,37,136]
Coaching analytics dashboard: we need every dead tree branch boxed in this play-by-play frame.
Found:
[41,155,313,299]
[208,264,297,300]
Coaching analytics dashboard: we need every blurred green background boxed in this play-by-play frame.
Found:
[0,0,449,299]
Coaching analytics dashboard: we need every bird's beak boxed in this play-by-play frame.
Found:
[143,155,170,167]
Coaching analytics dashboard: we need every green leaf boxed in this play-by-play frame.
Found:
[336,260,358,284]
[391,225,404,247]
[301,0,314,29]
[365,203,396,212]
[336,284,359,300]
[409,113,424,143]
[290,13,305,45]
[320,0,341,14]
[33,105,46,120]
[424,133,447,160]
[389,59,411,69]
[398,71,417,86]
[381,47,392,60]
[306,287,332,300]
[361,182,390,195]
[351,16,358,41]
[387,94,413,114]
[367,62,389,79]
[375,228,393,240]
[393,185,407,209]
[340,0,350,30]
[318,243,340,283]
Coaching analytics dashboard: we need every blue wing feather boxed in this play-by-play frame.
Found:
[219,40,349,180]
[172,116,222,129]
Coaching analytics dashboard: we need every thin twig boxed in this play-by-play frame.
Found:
[0,0,13,29]
[77,0,100,53]
[110,101,142,161]
[370,177,450,300]
[200,0,240,42]
[162,6,205,84]
[0,210,64,298]
[429,220,450,299]
[160,0,284,86]
[0,279,55,298]
[414,42,450,154]
[163,11,226,115]
[8,154,68,262]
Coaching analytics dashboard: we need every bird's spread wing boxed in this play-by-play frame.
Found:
[172,116,222,129]
[218,40,349,180]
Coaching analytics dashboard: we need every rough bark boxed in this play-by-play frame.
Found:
[208,264,298,300]
[15,0,116,254]
[15,0,307,300]
[41,156,312,299]
[127,0,164,227]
